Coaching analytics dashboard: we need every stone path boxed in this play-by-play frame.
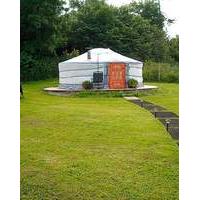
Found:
[124,97,179,143]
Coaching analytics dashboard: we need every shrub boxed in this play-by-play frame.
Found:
[20,49,80,82]
[143,61,179,83]
[128,79,138,88]
[82,80,93,90]
[59,49,80,62]
[20,51,59,82]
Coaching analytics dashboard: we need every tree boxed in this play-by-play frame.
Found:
[168,35,179,63]
[66,0,119,52]
[69,0,84,9]
[66,0,169,61]
[21,0,66,55]
[129,0,166,29]
[20,0,67,81]
[114,13,169,61]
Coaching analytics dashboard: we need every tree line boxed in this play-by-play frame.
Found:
[21,0,179,81]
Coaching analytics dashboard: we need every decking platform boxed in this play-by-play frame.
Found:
[44,85,158,95]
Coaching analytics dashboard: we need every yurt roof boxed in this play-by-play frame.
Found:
[60,48,142,64]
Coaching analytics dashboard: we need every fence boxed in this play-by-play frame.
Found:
[143,61,179,83]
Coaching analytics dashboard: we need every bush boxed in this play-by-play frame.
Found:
[20,49,80,82]
[143,61,179,83]
[82,80,93,90]
[128,79,138,88]
[20,51,59,82]
[59,49,80,62]
[161,71,179,83]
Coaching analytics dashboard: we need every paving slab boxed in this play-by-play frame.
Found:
[143,104,166,112]
[152,111,178,118]
[131,100,144,105]
[124,97,140,101]
[168,127,179,140]
[159,118,179,127]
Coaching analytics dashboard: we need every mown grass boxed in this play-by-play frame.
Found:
[21,80,178,200]
[141,82,179,115]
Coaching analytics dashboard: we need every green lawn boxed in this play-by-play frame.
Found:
[142,82,179,115]
[21,80,179,200]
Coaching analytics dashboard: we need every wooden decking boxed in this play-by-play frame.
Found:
[44,85,158,94]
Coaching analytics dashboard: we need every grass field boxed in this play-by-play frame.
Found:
[141,82,179,115]
[21,80,179,200]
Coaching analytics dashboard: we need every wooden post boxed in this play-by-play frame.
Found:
[158,64,161,82]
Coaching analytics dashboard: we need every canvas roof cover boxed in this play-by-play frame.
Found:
[60,48,142,64]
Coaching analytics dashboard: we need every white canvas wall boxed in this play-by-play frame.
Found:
[59,63,105,87]
[128,63,143,86]
[59,61,143,88]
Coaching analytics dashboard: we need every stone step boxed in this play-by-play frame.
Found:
[151,111,178,118]
[159,118,179,127]
[168,127,179,140]
[131,100,166,112]
[143,104,166,112]
[131,100,143,105]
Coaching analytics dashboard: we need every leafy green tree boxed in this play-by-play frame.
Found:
[66,0,170,61]
[21,0,66,55]
[20,0,67,81]
[114,5,169,61]
[69,0,84,9]
[130,0,166,29]
[67,0,118,52]
[168,35,179,63]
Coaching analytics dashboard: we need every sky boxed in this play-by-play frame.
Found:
[106,0,179,37]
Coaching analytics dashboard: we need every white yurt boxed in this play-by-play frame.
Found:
[59,48,143,89]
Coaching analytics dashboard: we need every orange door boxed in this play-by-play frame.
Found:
[108,63,126,89]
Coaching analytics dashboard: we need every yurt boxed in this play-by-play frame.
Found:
[59,48,143,89]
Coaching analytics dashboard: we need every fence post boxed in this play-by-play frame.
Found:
[158,64,161,82]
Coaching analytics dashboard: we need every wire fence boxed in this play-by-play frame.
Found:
[143,61,179,83]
